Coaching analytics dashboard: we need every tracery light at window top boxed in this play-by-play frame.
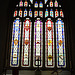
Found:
[34,11,38,18]
[50,0,53,7]
[33,18,43,67]
[10,18,21,67]
[29,9,32,17]
[39,11,43,18]
[50,9,53,17]
[45,9,48,18]
[24,9,27,17]
[19,0,23,7]
[45,18,54,68]
[19,9,22,17]
[21,18,32,67]
[14,10,17,17]
[56,18,66,68]
[39,2,43,8]
[24,0,28,7]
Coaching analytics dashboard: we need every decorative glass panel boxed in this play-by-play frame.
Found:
[39,11,43,18]
[45,9,48,18]
[10,18,21,67]
[34,1,38,8]
[55,9,59,18]
[24,9,27,17]
[30,0,33,4]
[34,11,38,18]
[50,0,53,7]
[60,9,64,17]
[39,2,43,8]
[29,9,32,17]
[45,18,54,68]
[56,18,66,68]
[21,18,32,67]
[55,0,58,7]
[45,0,48,4]
[50,9,53,17]
[24,0,28,7]
[14,10,17,17]
[19,9,22,17]
[19,0,23,7]
[33,18,43,67]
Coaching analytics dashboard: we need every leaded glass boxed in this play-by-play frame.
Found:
[56,18,66,68]
[45,18,54,68]
[10,18,21,67]
[21,18,32,67]
[33,18,43,67]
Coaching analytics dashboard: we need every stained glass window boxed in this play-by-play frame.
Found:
[10,18,21,67]
[45,9,48,18]
[34,11,38,18]
[50,9,53,17]
[55,0,58,7]
[19,0,23,7]
[39,2,43,8]
[33,18,43,67]
[10,0,67,69]
[19,9,22,17]
[45,18,54,68]
[34,1,38,8]
[56,18,66,68]
[24,9,27,17]
[24,0,28,7]
[55,9,59,18]
[45,0,48,4]
[30,0,33,4]
[21,18,32,67]
[39,11,43,18]
[50,0,53,7]
[29,9,32,17]
[14,10,17,17]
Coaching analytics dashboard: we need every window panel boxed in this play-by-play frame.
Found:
[14,10,17,17]
[33,18,43,67]
[21,18,32,67]
[10,18,21,67]
[45,18,55,68]
[56,18,66,68]
[19,0,23,7]
[45,9,48,18]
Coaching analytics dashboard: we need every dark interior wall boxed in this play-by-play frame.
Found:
[0,0,75,74]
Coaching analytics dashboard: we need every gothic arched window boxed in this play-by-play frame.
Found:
[9,0,67,69]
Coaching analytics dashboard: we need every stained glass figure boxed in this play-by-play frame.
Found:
[30,0,33,4]
[56,18,66,68]
[55,9,59,18]
[10,18,21,67]
[45,0,48,4]
[21,18,32,67]
[60,9,64,17]
[50,0,53,7]
[33,18,43,67]
[14,10,17,17]
[19,0,23,7]
[39,11,43,18]
[29,9,32,17]
[34,1,38,8]
[50,9,53,17]
[34,11,38,18]
[39,2,43,8]
[24,0,28,7]
[45,9,48,18]
[24,9,27,17]
[45,18,54,68]
[55,0,58,7]
[19,9,22,17]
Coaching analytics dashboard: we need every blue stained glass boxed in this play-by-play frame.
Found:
[10,18,21,67]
